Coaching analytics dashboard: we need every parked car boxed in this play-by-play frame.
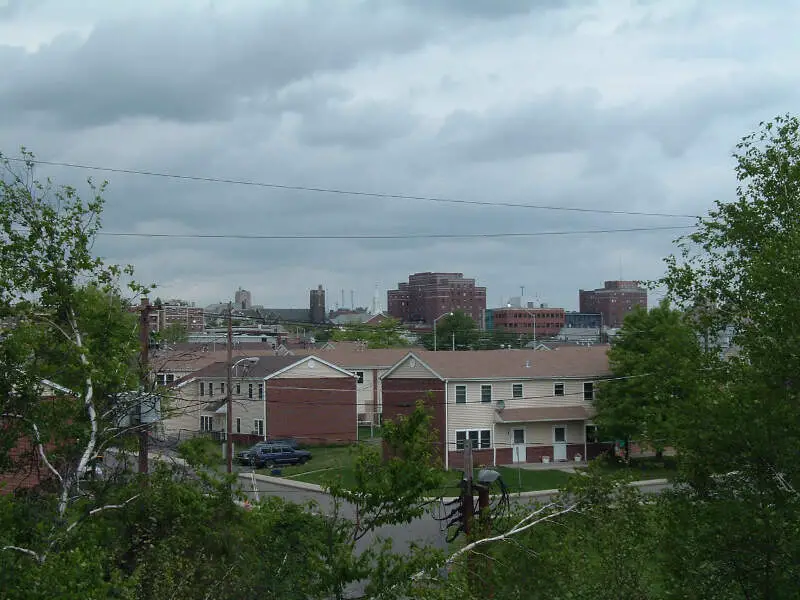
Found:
[236,439,301,465]
[237,442,270,465]
[248,443,311,468]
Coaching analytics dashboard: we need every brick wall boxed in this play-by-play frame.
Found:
[381,378,446,466]
[266,378,357,445]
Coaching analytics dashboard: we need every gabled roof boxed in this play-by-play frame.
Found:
[383,346,610,380]
[380,352,445,380]
[174,354,355,388]
[264,355,355,380]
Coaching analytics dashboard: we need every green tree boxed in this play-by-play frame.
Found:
[332,317,410,348]
[422,311,478,350]
[658,115,800,597]
[595,300,702,460]
[157,322,188,344]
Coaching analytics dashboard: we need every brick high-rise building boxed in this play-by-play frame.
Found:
[387,272,486,325]
[161,301,205,333]
[579,280,647,328]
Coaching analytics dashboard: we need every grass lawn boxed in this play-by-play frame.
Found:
[262,443,575,494]
[590,455,678,480]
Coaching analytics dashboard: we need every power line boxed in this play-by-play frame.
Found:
[98,225,694,240]
[12,157,699,219]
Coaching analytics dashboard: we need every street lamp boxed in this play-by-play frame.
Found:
[433,312,453,351]
[226,356,259,473]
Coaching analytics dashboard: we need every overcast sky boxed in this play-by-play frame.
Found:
[1,0,796,312]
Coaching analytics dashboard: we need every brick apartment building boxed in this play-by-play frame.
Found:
[491,306,566,339]
[161,302,205,333]
[579,280,647,328]
[387,272,486,325]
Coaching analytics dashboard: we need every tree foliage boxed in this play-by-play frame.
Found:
[421,311,478,350]
[595,300,702,456]
[331,317,410,348]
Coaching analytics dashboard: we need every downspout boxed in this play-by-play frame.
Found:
[444,378,449,471]
[493,421,497,467]
[264,378,269,441]
[372,369,379,425]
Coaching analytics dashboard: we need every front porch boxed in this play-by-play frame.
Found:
[447,405,611,469]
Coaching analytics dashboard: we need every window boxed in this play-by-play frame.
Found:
[253,419,264,437]
[208,382,214,397]
[258,384,264,400]
[200,416,213,432]
[236,418,241,434]
[200,382,205,397]
[455,385,467,404]
[356,371,364,384]
[157,374,166,386]
[481,384,492,403]
[236,383,241,395]
[455,429,491,450]
[248,384,253,399]
[554,382,565,397]
[583,381,594,402]
[220,382,225,395]
[585,425,599,444]
[512,383,523,399]
[166,374,174,384]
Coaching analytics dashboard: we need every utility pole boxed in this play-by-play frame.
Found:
[463,443,473,535]
[138,297,151,475]
[226,301,234,473]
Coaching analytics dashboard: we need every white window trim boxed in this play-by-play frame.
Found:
[455,428,492,450]
[480,383,493,403]
[583,381,594,401]
[553,381,565,397]
[512,383,523,399]
[356,371,365,384]
[454,384,467,404]
[200,415,213,432]
[236,417,241,434]
[253,419,264,437]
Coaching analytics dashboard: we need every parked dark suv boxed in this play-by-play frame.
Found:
[236,439,300,465]
[247,443,311,468]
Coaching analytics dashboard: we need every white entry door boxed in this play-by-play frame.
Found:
[553,425,567,462]
[512,428,525,463]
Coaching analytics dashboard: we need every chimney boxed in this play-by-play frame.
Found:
[525,360,531,368]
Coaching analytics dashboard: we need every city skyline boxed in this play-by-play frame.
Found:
[1,2,795,309]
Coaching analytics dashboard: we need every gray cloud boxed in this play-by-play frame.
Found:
[1,0,797,311]
[0,3,435,127]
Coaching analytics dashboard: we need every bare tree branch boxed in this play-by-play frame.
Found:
[65,494,141,533]
[0,413,64,488]
[445,503,579,565]
[1,545,44,563]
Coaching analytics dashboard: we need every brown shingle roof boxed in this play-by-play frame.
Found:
[401,346,611,379]
[293,344,410,368]
[497,405,594,423]
[175,355,304,386]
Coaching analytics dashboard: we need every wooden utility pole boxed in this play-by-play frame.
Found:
[463,443,474,535]
[226,301,234,473]
[138,297,151,475]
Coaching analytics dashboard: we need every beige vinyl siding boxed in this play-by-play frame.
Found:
[272,360,349,379]
[346,367,389,422]
[445,379,597,450]
[386,357,438,379]
[162,380,206,437]
[446,381,500,451]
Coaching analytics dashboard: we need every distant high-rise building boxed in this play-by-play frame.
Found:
[387,272,487,325]
[579,280,647,328]
[310,285,326,324]
[235,288,252,310]
[160,301,205,333]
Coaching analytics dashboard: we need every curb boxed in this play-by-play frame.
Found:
[238,472,326,493]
